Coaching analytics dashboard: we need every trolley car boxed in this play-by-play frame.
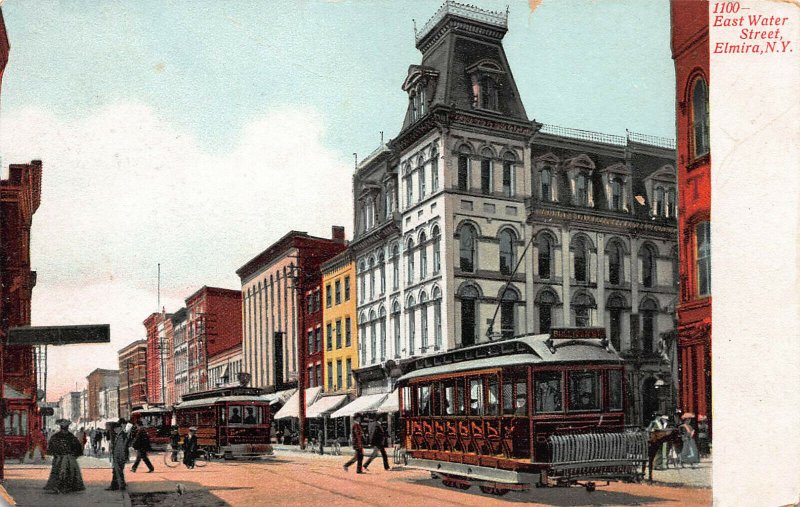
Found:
[174,386,273,459]
[130,406,173,451]
[398,328,647,495]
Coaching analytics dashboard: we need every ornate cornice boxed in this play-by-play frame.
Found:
[350,215,402,255]
[527,207,677,236]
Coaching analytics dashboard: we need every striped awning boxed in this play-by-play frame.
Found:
[274,387,322,420]
[330,393,388,419]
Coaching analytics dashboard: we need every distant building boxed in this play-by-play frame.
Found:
[671,0,711,427]
[118,340,148,418]
[57,391,81,426]
[143,311,172,404]
[85,368,119,421]
[236,227,347,391]
[207,344,242,388]
[321,250,358,393]
[184,286,242,393]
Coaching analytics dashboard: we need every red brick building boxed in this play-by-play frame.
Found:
[85,368,119,421]
[143,312,171,404]
[185,286,242,394]
[671,1,711,427]
[118,340,148,419]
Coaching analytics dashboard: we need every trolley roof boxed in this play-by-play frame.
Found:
[179,385,265,403]
[131,406,172,414]
[398,329,622,383]
[175,395,268,411]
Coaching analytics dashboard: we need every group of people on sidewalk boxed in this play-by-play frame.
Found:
[342,413,390,474]
[647,411,710,470]
[42,417,201,495]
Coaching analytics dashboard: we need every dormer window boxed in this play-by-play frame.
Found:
[467,59,504,112]
[403,66,438,125]
[576,173,589,206]
[655,187,665,216]
[611,178,624,211]
[541,167,552,202]
[666,188,676,218]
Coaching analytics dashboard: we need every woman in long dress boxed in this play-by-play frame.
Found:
[679,416,700,468]
[44,419,85,494]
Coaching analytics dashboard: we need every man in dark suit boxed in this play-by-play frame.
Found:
[363,419,390,471]
[130,420,154,473]
[183,427,199,469]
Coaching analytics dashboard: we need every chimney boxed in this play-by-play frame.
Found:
[332,226,346,244]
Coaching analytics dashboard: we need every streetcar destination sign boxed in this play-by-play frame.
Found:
[550,327,606,340]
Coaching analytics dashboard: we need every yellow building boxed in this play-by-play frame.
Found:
[321,250,358,393]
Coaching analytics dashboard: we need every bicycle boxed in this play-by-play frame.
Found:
[163,445,209,468]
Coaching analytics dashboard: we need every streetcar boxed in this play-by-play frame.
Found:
[397,328,647,495]
[130,406,173,451]
[174,385,273,459]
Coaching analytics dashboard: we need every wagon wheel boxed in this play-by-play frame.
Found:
[458,483,471,490]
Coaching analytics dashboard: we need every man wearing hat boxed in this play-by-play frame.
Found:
[646,413,668,470]
[107,420,130,491]
[183,427,199,469]
[44,419,85,494]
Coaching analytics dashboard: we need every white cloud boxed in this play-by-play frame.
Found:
[1,103,353,401]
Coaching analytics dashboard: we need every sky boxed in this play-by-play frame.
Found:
[0,0,675,402]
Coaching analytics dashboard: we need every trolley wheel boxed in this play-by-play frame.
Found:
[458,483,470,490]
[585,482,596,493]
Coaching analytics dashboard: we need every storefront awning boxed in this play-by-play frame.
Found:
[330,393,388,419]
[262,388,296,406]
[273,387,322,420]
[306,395,348,418]
[374,389,399,414]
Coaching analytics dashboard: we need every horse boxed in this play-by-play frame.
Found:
[645,429,683,482]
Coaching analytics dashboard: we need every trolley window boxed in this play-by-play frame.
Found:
[503,373,528,416]
[4,410,27,436]
[401,387,412,418]
[468,378,483,416]
[443,381,456,416]
[568,371,601,411]
[418,385,431,417]
[515,379,528,415]
[199,409,215,426]
[535,371,563,413]
[502,379,513,415]
[455,381,466,416]
[486,376,500,416]
[227,405,261,425]
[608,370,623,411]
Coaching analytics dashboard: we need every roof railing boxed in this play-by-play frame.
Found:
[415,0,508,42]
[539,124,675,150]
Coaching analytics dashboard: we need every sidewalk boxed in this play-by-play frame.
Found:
[648,456,712,488]
[2,456,129,507]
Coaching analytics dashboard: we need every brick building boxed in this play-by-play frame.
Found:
[85,368,119,421]
[118,339,148,418]
[184,286,242,393]
[671,0,711,428]
[143,311,172,404]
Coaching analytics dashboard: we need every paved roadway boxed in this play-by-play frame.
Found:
[5,452,712,506]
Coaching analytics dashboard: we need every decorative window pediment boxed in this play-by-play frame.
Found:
[467,59,505,111]
[563,154,595,172]
[600,162,630,176]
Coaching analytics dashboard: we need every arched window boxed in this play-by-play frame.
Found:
[502,152,515,197]
[391,243,399,290]
[358,312,367,365]
[692,78,710,158]
[696,221,711,297]
[358,261,365,302]
[419,232,428,279]
[433,287,442,350]
[432,226,441,273]
[655,187,665,216]
[540,167,552,201]
[640,298,659,353]
[479,76,498,110]
[536,290,557,334]
[458,145,470,191]
[640,245,656,288]
[576,173,589,206]
[538,234,553,279]
[379,306,387,361]
[611,177,623,210]
[404,163,413,207]
[500,288,518,339]
[572,237,588,283]
[378,251,386,295]
[572,292,595,328]
[418,85,426,117]
[419,292,429,351]
[481,148,493,195]
[418,155,426,199]
[431,145,439,191]
[391,301,401,358]
[607,294,626,351]
[368,257,375,300]
[460,286,479,346]
[499,229,515,276]
[407,296,416,355]
[406,238,415,284]
[607,241,623,285]
[459,224,477,273]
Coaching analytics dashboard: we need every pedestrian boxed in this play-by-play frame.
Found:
[94,430,104,456]
[363,419,390,472]
[79,427,88,452]
[183,427,199,469]
[342,413,365,474]
[646,413,667,470]
[697,414,710,457]
[44,419,85,494]
[107,421,130,491]
[679,413,700,468]
[130,420,155,473]
[169,426,181,463]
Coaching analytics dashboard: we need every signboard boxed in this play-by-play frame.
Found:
[550,327,606,340]
[7,324,110,345]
